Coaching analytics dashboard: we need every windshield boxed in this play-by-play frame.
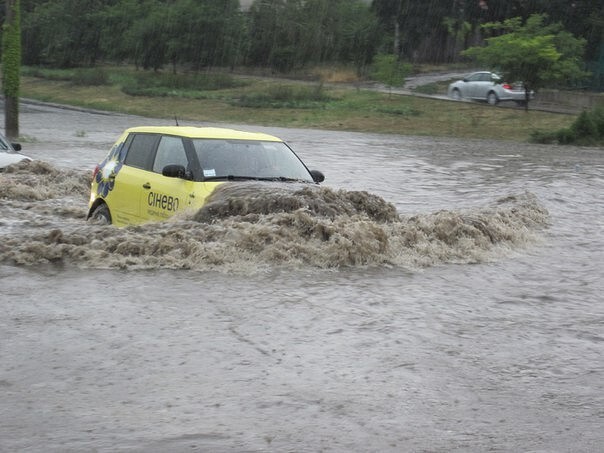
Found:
[192,139,314,182]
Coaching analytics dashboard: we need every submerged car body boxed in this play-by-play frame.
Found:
[88,126,324,226]
[0,134,31,170]
[448,71,534,105]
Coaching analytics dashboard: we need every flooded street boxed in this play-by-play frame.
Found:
[1,102,603,452]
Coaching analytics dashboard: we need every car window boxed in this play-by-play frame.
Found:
[124,133,158,170]
[467,73,480,82]
[152,136,189,173]
[479,73,492,82]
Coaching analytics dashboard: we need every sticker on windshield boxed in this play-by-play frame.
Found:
[203,169,216,177]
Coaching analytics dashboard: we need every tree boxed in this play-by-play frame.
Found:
[3,0,21,140]
[462,14,589,110]
[372,53,411,96]
[21,0,106,67]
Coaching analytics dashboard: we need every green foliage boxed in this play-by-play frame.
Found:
[530,106,604,146]
[21,66,108,86]
[462,14,589,93]
[20,0,103,67]
[21,67,577,141]
[21,66,73,81]
[10,0,603,91]
[528,129,559,144]
[3,0,22,139]
[375,105,420,117]
[372,54,411,93]
[2,0,21,98]
[235,0,379,73]
[234,83,333,109]
[72,68,109,86]
[120,71,247,97]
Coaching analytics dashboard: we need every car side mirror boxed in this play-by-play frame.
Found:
[310,169,325,183]
[11,142,21,151]
[162,164,187,179]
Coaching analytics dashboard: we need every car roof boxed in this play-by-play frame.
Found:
[469,71,500,77]
[125,126,283,142]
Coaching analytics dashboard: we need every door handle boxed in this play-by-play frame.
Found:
[142,183,151,189]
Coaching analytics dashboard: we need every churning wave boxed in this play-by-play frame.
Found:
[0,161,549,272]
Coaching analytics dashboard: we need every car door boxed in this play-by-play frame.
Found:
[463,73,480,99]
[141,135,196,222]
[473,72,493,100]
[110,133,159,225]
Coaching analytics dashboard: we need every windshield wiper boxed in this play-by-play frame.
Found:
[264,176,308,182]
[204,175,309,183]
[203,175,258,181]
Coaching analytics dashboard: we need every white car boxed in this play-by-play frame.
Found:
[0,133,31,170]
[448,71,533,105]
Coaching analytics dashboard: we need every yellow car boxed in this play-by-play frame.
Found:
[87,126,324,226]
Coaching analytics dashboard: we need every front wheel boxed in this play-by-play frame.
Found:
[89,203,112,225]
[487,92,499,105]
[451,88,462,100]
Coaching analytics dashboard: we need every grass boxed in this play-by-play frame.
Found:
[19,65,577,142]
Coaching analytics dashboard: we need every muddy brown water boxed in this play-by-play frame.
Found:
[1,102,603,452]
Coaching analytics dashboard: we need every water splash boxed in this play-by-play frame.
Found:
[0,161,549,272]
[0,160,91,201]
[193,182,400,223]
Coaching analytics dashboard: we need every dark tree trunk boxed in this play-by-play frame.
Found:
[4,96,19,139]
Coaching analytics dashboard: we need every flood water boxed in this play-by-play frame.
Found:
[1,102,603,452]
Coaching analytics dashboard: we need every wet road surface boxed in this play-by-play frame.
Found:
[1,101,603,452]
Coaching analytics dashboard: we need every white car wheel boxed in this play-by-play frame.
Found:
[487,92,499,105]
[451,89,462,100]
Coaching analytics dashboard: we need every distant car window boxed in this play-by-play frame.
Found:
[467,73,480,82]
[124,133,158,170]
[478,73,492,82]
[152,136,188,173]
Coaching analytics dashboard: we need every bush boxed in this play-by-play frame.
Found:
[529,130,558,144]
[573,110,599,138]
[21,66,73,81]
[22,66,110,86]
[234,84,333,109]
[530,106,604,146]
[556,127,577,144]
[121,71,246,96]
[372,54,412,95]
[376,105,420,117]
[72,68,109,86]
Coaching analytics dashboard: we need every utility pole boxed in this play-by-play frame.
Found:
[3,0,21,140]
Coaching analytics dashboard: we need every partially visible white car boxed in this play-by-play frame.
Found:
[0,133,31,170]
[448,71,534,106]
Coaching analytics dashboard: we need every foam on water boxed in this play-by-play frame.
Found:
[0,160,91,201]
[0,161,549,272]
